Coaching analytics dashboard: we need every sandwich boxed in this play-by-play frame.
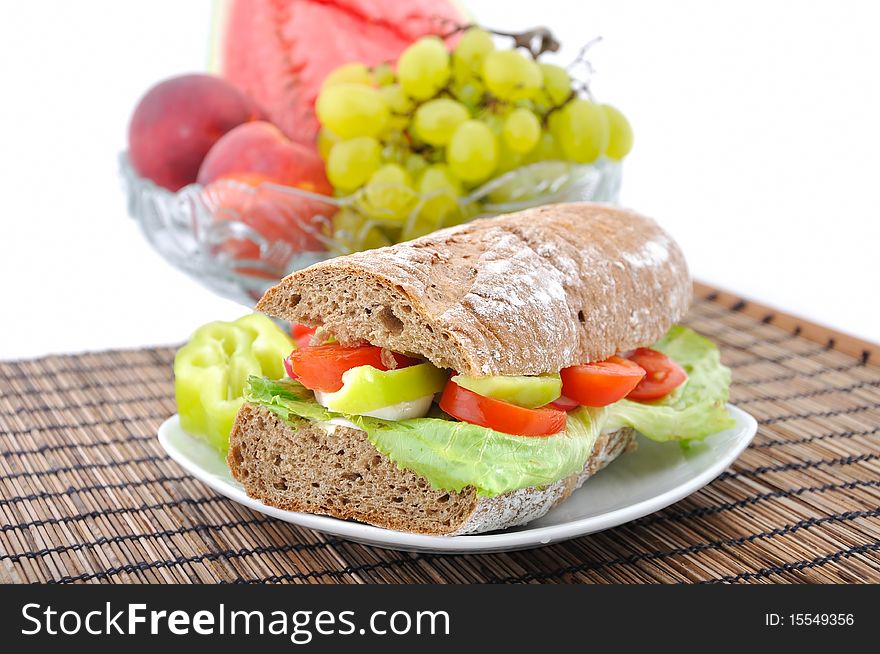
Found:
[227,202,734,535]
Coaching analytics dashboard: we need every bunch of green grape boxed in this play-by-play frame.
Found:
[314,28,634,253]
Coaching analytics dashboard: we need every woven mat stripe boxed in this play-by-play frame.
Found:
[0,475,191,508]
[0,433,156,459]
[702,541,880,583]
[0,347,174,381]
[0,373,173,401]
[0,388,173,418]
[0,359,167,383]
[2,293,880,583]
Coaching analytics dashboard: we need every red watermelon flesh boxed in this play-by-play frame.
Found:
[220,0,465,147]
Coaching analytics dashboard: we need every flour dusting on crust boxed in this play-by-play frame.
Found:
[257,202,692,377]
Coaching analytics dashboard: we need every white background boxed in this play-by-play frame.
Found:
[1,0,878,361]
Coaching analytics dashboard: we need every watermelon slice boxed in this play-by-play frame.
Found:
[218,0,466,147]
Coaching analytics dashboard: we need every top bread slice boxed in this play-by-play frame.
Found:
[257,202,692,376]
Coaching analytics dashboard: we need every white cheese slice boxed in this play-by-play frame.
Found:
[313,391,434,422]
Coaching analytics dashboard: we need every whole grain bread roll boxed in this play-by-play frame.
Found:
[228,404,636,535]
[257,202,692,376]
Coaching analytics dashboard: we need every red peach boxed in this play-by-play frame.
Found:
[127,74,264,191]
[196,121,331,195]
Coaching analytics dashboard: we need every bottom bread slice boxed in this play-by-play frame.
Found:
[228,404,637,536]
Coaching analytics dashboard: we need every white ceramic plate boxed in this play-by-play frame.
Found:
[158,406,756,553]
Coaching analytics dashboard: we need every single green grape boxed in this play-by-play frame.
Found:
[317,128,340,160]
[401,163,463,240]
[316,83,390,139]
[405,153,429,179]
[397,36,450,101]
[451,78,486,111]
[524,130,564,163]
[502,108,541,153]
[452,56,472,87]
[418,163,463,196]
[321,62,373,89]
[482,50,542,101]
[371,62,396,87]
[417,163,462,223]
[601,104,634,160]
[362,163,418,222]
[538,62,572,106]
[446,120,499,183]
[413,98,469,146]
[553,98,610,163]
[379,84,414,114]
[326,136,381,191]
[452,27,494,75]
[494,137,525,175]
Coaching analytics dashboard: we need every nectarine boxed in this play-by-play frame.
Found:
[127,74,264,191]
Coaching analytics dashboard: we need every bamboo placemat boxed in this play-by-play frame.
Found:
[1,286,878,584]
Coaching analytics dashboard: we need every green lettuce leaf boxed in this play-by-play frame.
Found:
[353,406,605,496]
[244,376,333,423]
[605,325,735,442]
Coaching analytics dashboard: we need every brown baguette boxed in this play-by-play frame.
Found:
[228,404,636,535]
[257,202,691,376]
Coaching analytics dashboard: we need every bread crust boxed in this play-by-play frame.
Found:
[257,202,692,376]
[228,404,636,536]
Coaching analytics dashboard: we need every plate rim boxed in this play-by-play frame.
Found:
[158,405,757,553]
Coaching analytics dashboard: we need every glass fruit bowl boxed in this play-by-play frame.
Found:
[121,153,621,306]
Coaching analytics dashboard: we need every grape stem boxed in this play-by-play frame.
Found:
[437,20,561,59]
[566,36,602,101]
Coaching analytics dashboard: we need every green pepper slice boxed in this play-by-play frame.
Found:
[174,314,293,452]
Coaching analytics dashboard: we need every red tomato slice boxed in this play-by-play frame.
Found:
[625,348,687,401]
[560,356,646,407]
[439,381,567,437]
[291,323,317,339]
[550,395,581,412]
[290,324,318,348]
[286,344,414,392]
